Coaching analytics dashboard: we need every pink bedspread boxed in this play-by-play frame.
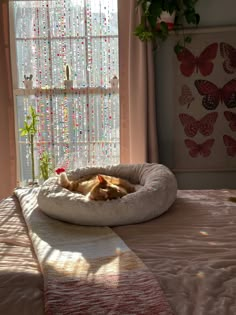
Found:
[114,189,236,315]
[1,189,236,314]
[0,196,44,315]
[15,187,173,315]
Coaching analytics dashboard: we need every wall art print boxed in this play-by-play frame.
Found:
[173,27,236,171]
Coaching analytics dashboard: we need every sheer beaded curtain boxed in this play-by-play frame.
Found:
[11,0,119,183]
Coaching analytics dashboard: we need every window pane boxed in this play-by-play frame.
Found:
[12,0,120,183]
[89,37,119,87]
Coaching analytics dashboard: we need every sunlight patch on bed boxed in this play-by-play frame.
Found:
[196,271,205,279]
[199,230,208,236]
[208,241,217,246]
[95,256,120,288]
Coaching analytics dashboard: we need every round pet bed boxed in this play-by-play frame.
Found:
[37,163,177,226]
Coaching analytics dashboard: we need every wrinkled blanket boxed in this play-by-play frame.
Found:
[14,187,173,315]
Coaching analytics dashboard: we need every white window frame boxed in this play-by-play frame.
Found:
[9,1,120,184]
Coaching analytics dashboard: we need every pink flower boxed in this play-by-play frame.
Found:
[55,167,65,175]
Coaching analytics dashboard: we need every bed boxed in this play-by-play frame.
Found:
[1,188,236,314]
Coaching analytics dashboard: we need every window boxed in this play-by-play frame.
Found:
[10,0,119,183]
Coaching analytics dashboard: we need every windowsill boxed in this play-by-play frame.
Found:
[14,87,119,96]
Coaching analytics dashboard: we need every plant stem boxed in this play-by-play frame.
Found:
[30,134,35,182]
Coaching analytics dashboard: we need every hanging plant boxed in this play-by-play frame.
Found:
[134,0,200,54]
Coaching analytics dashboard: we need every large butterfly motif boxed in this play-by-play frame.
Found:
[224,111,236,131]
[178,85,194,108]
[184,139,215,158]
[223,135,236,157]
[194,79,236,110]
[177,43,218,77]
[179,112,218,137]
[220,42,236,74]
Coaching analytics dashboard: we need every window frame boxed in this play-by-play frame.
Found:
[9,0,120,184]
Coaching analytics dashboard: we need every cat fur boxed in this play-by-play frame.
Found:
[58,172,135,201]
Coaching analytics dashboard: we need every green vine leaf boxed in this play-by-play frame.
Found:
[134,0,200,54]
[19,105,39,183]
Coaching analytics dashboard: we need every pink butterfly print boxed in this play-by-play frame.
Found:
[179,112,218,137]
[223,135,236,157]
[184,139,215,158]
[224,111,236,131]
[177,43,218,77]
[178,85,194,108]
[220,42,236,74]
[194,79,236,110]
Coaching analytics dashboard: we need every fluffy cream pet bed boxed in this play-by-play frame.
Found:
[37,163,177,226]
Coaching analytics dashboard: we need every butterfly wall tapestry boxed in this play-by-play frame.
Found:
[173,28,236,171]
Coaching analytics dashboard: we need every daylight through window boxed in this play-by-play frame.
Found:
[10,0,119,183]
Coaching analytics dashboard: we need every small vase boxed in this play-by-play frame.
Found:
[64,80,73,89]
[156,11,176,30]
[109,76,119,92]
[24,80,33,89]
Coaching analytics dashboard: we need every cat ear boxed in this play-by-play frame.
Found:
[97,174,107,184]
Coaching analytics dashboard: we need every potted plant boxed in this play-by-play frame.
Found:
[64,64,73,89]
[109,75,119,92]
[23,74,33,89]
[19,106,39,184]
[39,151,53,181]
[134,0,200,54]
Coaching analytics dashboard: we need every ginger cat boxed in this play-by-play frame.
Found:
[58,172,135,201]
